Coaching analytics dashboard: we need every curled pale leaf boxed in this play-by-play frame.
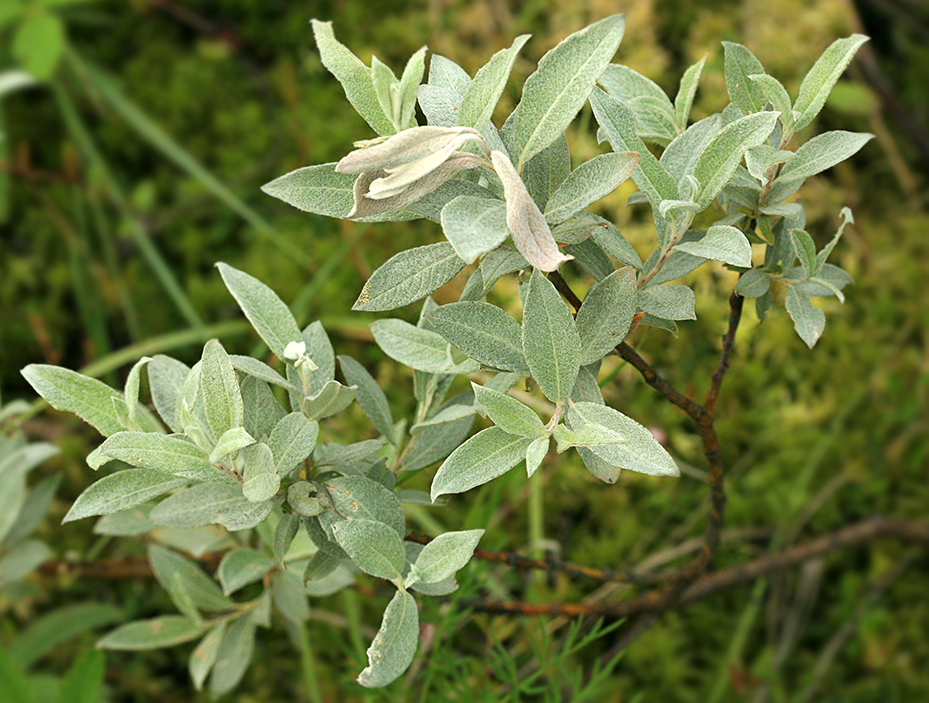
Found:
[347,154,481,219]
[490,150,572,272]
[336,126,482,174]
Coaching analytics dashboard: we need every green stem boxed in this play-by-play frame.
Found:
[297,622,324,703]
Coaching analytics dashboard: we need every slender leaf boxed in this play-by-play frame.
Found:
[357,590,419,688]
[353,242,465,312]
[431,427,533,501]
[522,269,581,403]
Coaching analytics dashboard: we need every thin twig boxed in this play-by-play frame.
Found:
[459,517,929,619]
[705,292,744,414]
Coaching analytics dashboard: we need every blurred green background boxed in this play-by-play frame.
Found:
[1,0,927,700]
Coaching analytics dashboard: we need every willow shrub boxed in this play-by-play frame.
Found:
[22,15,869,694]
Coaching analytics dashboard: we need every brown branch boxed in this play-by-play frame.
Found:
[704,291,744,414]
[614,342,708,422]
[460,517,929,619]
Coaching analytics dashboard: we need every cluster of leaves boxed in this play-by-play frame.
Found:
[20,14,870,693]
[0,398,59,593]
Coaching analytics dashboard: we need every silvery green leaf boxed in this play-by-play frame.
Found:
[576,267,637,365]
[563,238,614,281]
[402,178,497,223]
[339,357,396,444]
[584,215,643,269]
[190,622,226,691]
[94,504,157,536]
[150,483,276,531]
[638,284,697,321]
[325,476,406,537]
[241,377,286,441]
[792,263,854,299]
[793,35,869,131]
[568,364,603,406]
[790,229,818,279]
[402,405,475,473]
[304,549,341,581]
[735,268,771,298]
[310,20,393,135]
[675,54,707,128]
[149,544,235,612]
[209,427,255,464]
[273,513,300,565]
[660,114,722,182]
[0,459,27,544]
[745,145,794,186]
[208,614,256,696]
[567,402,679,477]
[408,529,484,586]
[332,518,405,581]
[21,365,124,437]
[578,446,621,483]
[122,356,151,426]
[216,263,302,361]
[673,224,752,267]
[589,88,675,247]
[64,470,185,523]
[261,163,418,223]
[522,133,571,212]
[692,112,780,208]
[0,539,51,586]
[98,616,208,651]
[272,570,309,623]
[544,152,639,225]
[93,432,229,483]
[775,131,873,186]
[302,380,357,422]
[459,35,530,132]
[428,54,471,95]
[3,474,59,547]
[304,563,355,596]
[722,42,767,115]
[552,421,625,452]
[417,84,461,127]
[354,241,466,312]
[199,340,243,440]
[599,63,676,143]
[314,439,387,468]
[658,198,701,220]
[228,356,292,390]
[426,301,529,374]
[148,356,190,433]
[370,319,453,373]
[479,247,530,292]
[268,413,318,476]
[491,149,572,272]
[503,15,626,168]
[241,442,280,503]
[431,426,533,501]
[522,269,581,402]
[357,590,419,688]
[398,47,427,130]
[525,435,549,478]
[217,549,275,596]
[785,286,826,348]
[472,382,546,438]
[748,74,792,126]
[287,481,323,517]
[440,196,509,264]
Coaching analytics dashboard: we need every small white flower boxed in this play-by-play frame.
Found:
[283,341,307,361]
